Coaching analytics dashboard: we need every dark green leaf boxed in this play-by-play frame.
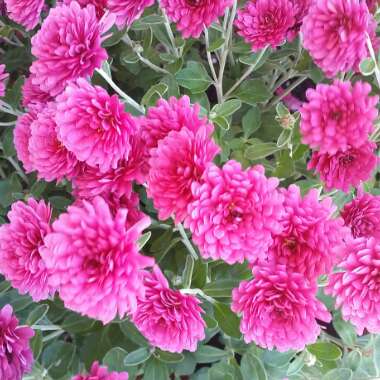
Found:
[213,302,241,339]
[245,141,280,161]
[193,345,228,363]
[203,279,240,298]
[62,313,96,333]
[333,315,357,346]
[119,319,149,347]
[103,347,129,372]
[30,330,43,360]
[211,99,242,119]
[27,304,49,325]
[144,357,170,380]
[176,61,212,93]
[155,350,184,363]
[241,353,268,380]
[42,341,75,378]
[124,347,152,366]
[233,79,271,104]
[243,106,261,138]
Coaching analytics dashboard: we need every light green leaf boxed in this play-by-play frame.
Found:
[103,347,129,372]
[245,141,280,161]
[124,347,152,366]
[241,353,268,380]
[233,79,271,104]
[193,346,228,363]
[307,342,342,361]
[211,99,242,119]
[155,350,184,363]
[322,368,353,380]
[144,357,170,380]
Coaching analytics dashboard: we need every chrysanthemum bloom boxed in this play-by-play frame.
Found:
[29,103,80,182]
[73,131,148,198]
[301,0,377,77]
[21,75,53,110]
[4,0,44,30]
[185,160,284,264]
[0,199,54,301]
[327,237,380,334]
[141,96,213,153]
[160,0,233,39]
[232,265,331,352]
[287,0,312,39]
[30,2,110,96]
[0,304,34,380]
[56,79,136,173]
[300,81,378,154]
[72,361,128,380]
[235,0,295,51]
[133,266,205,353]
[308,141,378,193]
[0,64,8,97]
[107,0,154,28]
[61,0,107,18]
[148,125,220,223]
[41,196,154,324]
[367,0,379,12]
[341,192,380,239]
[265,185,348,280]
[14,111,37,173]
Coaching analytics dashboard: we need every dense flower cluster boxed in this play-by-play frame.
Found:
[72,361,128,380]
[4,0,44,30]
[108,0,154,28]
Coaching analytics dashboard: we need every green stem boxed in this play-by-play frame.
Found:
[204,27,218,83]
[181,288,216,304]
[366,33,380,88]
[162,10,179,58]
[32,324,62,331]
[177,223,198,260]
[0,121,16,126]
[42,330,65,343]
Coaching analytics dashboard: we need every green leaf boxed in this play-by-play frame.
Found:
[262,350,295,368]
[345,350,362,372]
[2,127,16,157]
[211,99,242,119]
[124,347,152,366]
[322,368,353,380]
[359,57,376,76]
[176,61,212,93]
[119,319,149,347]
[373,335,380,373]
[30,180,48,198]
[42,341,75,378]
[203,279,240,298]
[245,141,280,161]
[286,352,305,376]
[213,302,241,339]
[27,304,49,326]
[193,345,228,363]
[333,315,357,346]
[11,295,33,312]
[239,47,271,70]
[48,196,72,210]
[103,347,129,372]
[243,105,261,138]
[155,350,184,363]
[208,361,240,380]
[233,79,271,105]
[138,231,151,250]
[144,357,170,380]
[213,115,230,130]
[182,255,195,289]
[0,280,11,295]
[141,83,168,107]
[62,313,96,333]
[30,330,43,360]
[208,37,225,52]
[307,342,342,361]
[241,353,268,380]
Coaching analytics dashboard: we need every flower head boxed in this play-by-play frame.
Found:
[0,304,34,380]
[185,160,284,264]
[0,64,8,97]
[300,81,378,154]
[308,141,378,193]
[61,0,107,18]
[21,74,53,110]
[133,266,205,353]
[56,79,136,172]
[160,0,233,38]
[107,0,154,28]
[301,0,377,77]
[235,0,295,51]
[41,196,154,324]
[367,0,379,12]
[148,124,220,223]
[30,2,109,96]
[232,265,331,352]
[287,0,312,39]
[5,0,44,30]
[327,237,380,334]
[72,361,128,380]
[0,199,54,301]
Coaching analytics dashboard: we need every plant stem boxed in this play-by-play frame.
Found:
[366,33,380,88]
[0,121,16,126]
[42,330,65,343]
[204,27,218,83]
[95,68,145,115]
[32,324,63,331]
[177,223,198,260]
[162,10,179,58]
[180,288,216,304]
[7,156,29,185]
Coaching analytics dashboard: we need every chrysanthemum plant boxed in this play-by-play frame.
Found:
[2,0,380,379]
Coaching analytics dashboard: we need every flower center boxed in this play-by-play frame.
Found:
[339,154,355,166]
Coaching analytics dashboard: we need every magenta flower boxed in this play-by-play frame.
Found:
[61,0,107,18]
[235,0,295,51]
[29,102,81,182]
[185,160,284,264]
[4,0,44,30]
[308,141,378,193]
[301,0,377,77]
[287,0,312,39]
[107,0,154,28]
[232,265,331,352]
[41,196,154,324]
[56,79,136,173]
[148,125,220,223]
[21,75,53,110]
[327,237,380,334]
[160,0,233,38]
[72,361,128,380]
[341,191,380,239]
[0,199,54,301]
[265,185,348,280]
[133,266,205,353]
[367,0,379,12]
[30,2,110,96]
[0,64,8,97]
[0,304,34,380]
[141,96,212,153]
[300,81,378,154]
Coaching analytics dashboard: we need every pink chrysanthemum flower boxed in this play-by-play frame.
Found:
[148,125,220,223]
[0,199,54,301]
[21,75,53,110]
[341,191,380,239]
[265,185,348,280]
[56,79,136,173]
[30,2,110,96]
[308,141,378,193]
[73,131,148,198]
[0,304,34,380]
[301,0,377,77]
[41,196,154,324]
[29,103,81,182]
[0,64,8,97]
[14,110,37,173]
[61,0,107,18]
[367,0,379,12]
[5,0,44,30]
[141,96,212,153]
[72,361,128,380]
[235,0,295,51]
[287,0,312,39]
[107,0,154,28]
[133,266,205,353]
[185,160,284,264]
[160,0,233,39]
[232,265,331,352]
[327,237,380,334]
[300,81,378,154]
